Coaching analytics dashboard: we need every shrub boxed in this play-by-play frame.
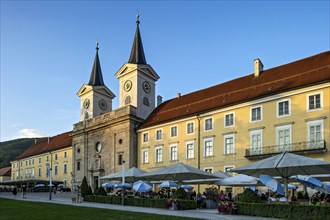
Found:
[172,187,189,200]
[61,188,71,192]
[80,176,89,198]
[240,188,261,203]
[94,187,107,196]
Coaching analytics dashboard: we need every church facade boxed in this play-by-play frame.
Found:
[71,18,159,188]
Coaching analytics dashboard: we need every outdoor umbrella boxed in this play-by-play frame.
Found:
[102,182,115,188]
[180,185,193,190]
[232,152,330,196]
[35,184,45,187]
[295,175,329,193]
[259,175,285,195]
[100,167,148,182]
[114,183,132,188]
[215,174,260,186]
[281,184,298,190]
[133,181,153,193]
[158,181,178,188]
[48,184,54,187]
[183,171,230,184]
[138,163,216,184]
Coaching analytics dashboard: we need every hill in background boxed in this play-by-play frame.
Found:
[0,138,45,168]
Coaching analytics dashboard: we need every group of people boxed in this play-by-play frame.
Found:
[311,191,330,205]
[10,185,27,199]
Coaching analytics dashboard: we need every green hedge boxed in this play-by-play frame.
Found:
[237,202,330,220]
[84,195,196,210]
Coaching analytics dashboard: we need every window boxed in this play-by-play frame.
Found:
[186,122,194,134]
[170,126,178,137]
[155,146,162,163]
[118,155,123,165]
[204,118,213,131]
[204,167,213,173]
[278,100,290,117]
[224,134,235,155]
[32,159,34,165]
[13,163,15,169]
[308,93,322,110]
[54,165,58,175]
[276,125,292,152]
[170,144,178,161]
[26,161,28,166]
[143,97,150,106]
[29,160,31,165]
[16,171,19,178]
[142,149,149,164]
[39,157,41,164]
[55,154,58,160]
[77,161,80,171]
[20,162,22,167]
[38,168,41,177]
[224,166,235,176]
[63,163,67,174]
[307,120,324,148]
[64,152,67,158]
[204,138,214,157]
[46,167,49,177]
[125,96,132,105]
[186,141,194,159]
[250,130,262,155]
[225,113,235,127]
[251,106,262,122]
[156,129,162,140]
[31,169,34,178]
[46,156,49,162]
[143,133,149,143]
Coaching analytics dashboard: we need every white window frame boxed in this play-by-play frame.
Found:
[186,141,195,159]
[143,132,149,143]
[204,167,213,173]
[224,134,235,155]
[307,119,324,147]
[170,125,178,138]
[142,149,149,164]
[170,144,178,161]
[204,137,214,157]
[186,121,195,135]
[276,124,292,152]
[277,99,291,118]
[204,117,213,131]
[307,92,323,112]
[250,129,263,155]
[224,165,235,176]
[155,146,163,163]
[156,129,163,141]
[224,112,235,127]
[54,164,58,175]
[38,167,41,177]
[64,151,67,159]
[55,154,58,161]
[250,106,262,122]
[31,168,34,178]
[38,157,41,164]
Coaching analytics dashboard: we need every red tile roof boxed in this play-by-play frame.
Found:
[15,131,72,160]
[0,166,11,176]
[141,51,330,129]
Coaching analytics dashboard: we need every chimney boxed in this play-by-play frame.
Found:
[254,58,264,77]
[35,138,37,144]
[177,93,181,98]
[47,137,50,144]
[157,95,163,106]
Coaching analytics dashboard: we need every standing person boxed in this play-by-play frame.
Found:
[22,185,27,199]
[12,186,17,199]
[76,186,81,203]
[53,187,56,196]
[228,191,232,201]
[219,190,225,201]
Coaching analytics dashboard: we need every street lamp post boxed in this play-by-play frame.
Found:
[46,162,52,200]
[121,160,125,206]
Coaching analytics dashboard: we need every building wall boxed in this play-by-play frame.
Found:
[72,105,144,189]
[10,147,73,188]
[137,83,330,176]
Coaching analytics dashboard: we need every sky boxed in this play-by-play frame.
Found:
[1,1,329,142]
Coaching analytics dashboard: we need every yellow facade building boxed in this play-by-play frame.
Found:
[10,131,73,188]
[137,51,330,183]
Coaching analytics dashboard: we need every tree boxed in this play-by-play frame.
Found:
[80,176,90,198]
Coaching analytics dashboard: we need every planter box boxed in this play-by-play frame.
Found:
[205,200,217,209]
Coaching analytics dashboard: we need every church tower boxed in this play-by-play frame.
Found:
[77,43,116,121]
[115,16,160,120]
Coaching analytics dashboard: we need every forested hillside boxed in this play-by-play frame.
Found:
[0,138,44,167]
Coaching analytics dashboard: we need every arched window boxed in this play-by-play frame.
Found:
[84,112,89,120]
[143,97,150,106]
[125,96,132,105]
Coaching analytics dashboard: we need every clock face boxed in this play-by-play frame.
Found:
[96,142,102,152]
[142,81,151,93]
[83,99,90,109]
[98,99,107,110]
[124,80,132,92]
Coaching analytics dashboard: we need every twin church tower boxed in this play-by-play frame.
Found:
[72,17,159,188]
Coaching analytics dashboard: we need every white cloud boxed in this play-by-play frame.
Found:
[18,129,44,138]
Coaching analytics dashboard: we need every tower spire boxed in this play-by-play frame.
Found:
[128,13,147,64]
[88,41,105,86]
